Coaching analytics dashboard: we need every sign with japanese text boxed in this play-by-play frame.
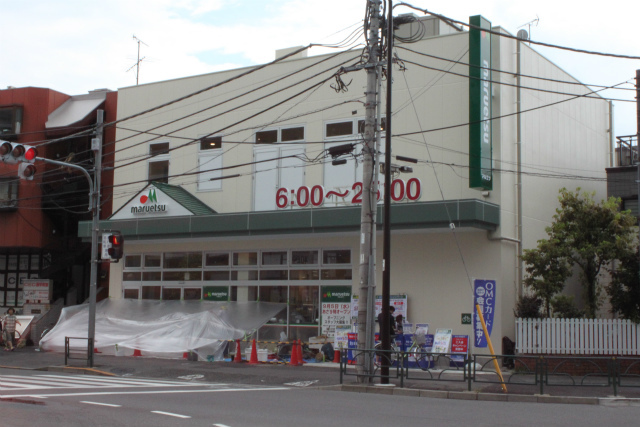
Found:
[473,279,496,348]
[22,279,52,303]
[321,286,351,336]
[432,328,453,353]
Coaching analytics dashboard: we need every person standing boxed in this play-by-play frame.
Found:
[377,305,397,338]
[3,308,21,351]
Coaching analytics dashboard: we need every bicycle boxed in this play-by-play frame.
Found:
[373,326,432,370]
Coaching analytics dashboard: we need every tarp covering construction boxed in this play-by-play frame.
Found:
[39,299,286,360]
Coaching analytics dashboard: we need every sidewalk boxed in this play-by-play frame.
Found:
[1,346,639,406]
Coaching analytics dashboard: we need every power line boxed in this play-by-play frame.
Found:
[395,2,640,60]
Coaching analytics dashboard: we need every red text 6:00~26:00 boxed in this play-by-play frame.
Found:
[276,178,422,208]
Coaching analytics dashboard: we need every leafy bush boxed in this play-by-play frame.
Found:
[514,295,543,318]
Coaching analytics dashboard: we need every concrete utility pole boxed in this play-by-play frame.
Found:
[356,0,383,381]
[87,110,104,367]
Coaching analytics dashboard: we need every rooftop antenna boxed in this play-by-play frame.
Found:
[517,15,539,43]
[127,35,148,85]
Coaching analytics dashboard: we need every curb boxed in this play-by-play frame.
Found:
[338,384,640,405]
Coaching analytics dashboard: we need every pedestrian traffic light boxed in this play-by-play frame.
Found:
[107,232,124,262]
[18,163,36,180]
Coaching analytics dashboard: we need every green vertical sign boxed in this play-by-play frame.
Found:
[203,286,229,301]
[469,15,493,190]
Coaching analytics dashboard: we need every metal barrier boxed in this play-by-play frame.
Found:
[339,350,640,397]
[339,348,404,387]
[64,337,94,367]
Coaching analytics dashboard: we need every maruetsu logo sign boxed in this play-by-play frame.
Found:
[324,292,350,299]
[131,189,168,214]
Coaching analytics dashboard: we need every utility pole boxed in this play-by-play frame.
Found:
[356,0,383,381]
[88,110,104,367]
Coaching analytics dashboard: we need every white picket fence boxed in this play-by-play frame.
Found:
[515,318,640,355]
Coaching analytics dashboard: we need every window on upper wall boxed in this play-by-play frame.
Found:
[0,179,18,210]
[0,106,23,140]
[256,126,304,144]
[326,121,353,138]
[148,142,170,184]
[198,136,223,191]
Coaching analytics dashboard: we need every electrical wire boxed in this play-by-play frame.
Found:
[395,2,640,60]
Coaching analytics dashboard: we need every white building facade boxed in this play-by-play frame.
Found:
[80,16,612,349]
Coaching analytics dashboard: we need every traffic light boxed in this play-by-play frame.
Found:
[18,163,36,180]
[0,141,38,164]
[107,232,124,262]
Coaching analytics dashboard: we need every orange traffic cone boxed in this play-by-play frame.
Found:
[233,339,243,363]
[297,340,304,365]
[133,349,142,357]
[248,339,259,364]
[183,352,189,359]
[289,340,300,366]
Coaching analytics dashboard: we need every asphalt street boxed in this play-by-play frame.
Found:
[1,345,640,404]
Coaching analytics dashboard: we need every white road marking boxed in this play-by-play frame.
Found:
[0,374,219,391]
[1,386,290,399]
[283,380,319,387]
[152,410,192,419]
[213,424,232,427]
[80,401,122,407]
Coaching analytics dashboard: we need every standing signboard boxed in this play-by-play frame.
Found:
[450,335,469,367]
[432,328,453,353]
[320,286,351,337]
[473,279,496,348]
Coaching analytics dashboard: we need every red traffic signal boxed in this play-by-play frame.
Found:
[0,141,38,164]
[107,232,124,262]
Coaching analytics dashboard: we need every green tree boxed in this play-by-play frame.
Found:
[522,239,572,317]
[522,188,636,318]
[607,248,640,323]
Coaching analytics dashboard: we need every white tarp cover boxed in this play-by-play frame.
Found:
[39,299,286,360]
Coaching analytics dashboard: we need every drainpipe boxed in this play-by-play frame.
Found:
[516,36,524,298]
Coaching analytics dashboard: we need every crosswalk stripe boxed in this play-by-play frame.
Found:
[0,374,218,391]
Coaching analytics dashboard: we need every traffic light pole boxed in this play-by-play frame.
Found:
[34,110,103,367]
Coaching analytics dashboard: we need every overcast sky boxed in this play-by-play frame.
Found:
[1,0,638,135]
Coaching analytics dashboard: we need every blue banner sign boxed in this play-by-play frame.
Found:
[473,279,496,347]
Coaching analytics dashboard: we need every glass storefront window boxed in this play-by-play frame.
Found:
[203,271,230,281]
[163,288,181,300]
[184,288,202,300]
[124,255,141,268]
[259,270,288,280]
[321,269,352,280]
[323,249,351,265]
[289,270,319,280]
[230,286,257,302]
[289,326,319,342]
[142,271,162,281]
[142,286,161,300]
[144,254,162,268]
[164,252,202,269]
[205,253,229,266]
[233,252,257,266]
[292,250,318,265]
[163,271,202,281]
[124,289,139,299]
[262,251,287,265]
[123,272,141,281]
[290,286,319,325]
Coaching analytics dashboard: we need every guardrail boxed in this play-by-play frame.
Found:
[339,349,640,396]
[64,337,94,367]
